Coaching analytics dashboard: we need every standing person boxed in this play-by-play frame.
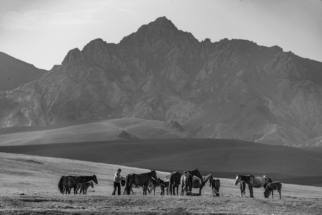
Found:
[112,168,123,195]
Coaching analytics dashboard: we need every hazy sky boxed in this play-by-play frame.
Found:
[0,0,321,70]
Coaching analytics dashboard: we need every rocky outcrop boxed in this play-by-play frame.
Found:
[1,17,322,147]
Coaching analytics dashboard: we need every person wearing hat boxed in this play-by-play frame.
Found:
[112,168,123,195]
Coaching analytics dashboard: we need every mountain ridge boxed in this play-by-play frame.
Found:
[1,17,322,147]
[0,52,46,91]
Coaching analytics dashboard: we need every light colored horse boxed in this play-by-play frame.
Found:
[76,181,94,194]
[264,182,282,199]
[180,171,192,195]
[192,174,213,195]
[235,175,272,198]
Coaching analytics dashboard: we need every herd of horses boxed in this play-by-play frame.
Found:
[58,175,98,194]
[58,169,282,199]
[124,169,220,197]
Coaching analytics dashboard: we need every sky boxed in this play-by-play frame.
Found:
[0,0,321,70]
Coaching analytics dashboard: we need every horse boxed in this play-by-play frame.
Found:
[180,171,192,196]
[192,174,213,195]
[168,172,182,196]
[76,181,94,194]
[148,178,161,195]
[180,169,203,195]
[209,177,221,197]
[235,175,272,198]
[62,175,98,194]
[125,170,157,195]
[58,176,78,194]
[158,178,169,195]
[264,182,282,199]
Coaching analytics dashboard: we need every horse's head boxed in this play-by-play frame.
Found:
[264,187,271,198]
[191,169,203,180]
[235,175,241,185]
[93,175,98,184]
[90,181,94,188]
[151,170,157,180]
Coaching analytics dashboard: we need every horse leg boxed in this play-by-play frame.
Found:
[249,186,253,198]
[272,190,274,199]
[279,189,281,199]
[181,184,185,196]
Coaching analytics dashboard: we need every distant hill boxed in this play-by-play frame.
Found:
[0,52,46,91]
[1,17,322,146]
[0,118,192,146]
[1,138,322,186]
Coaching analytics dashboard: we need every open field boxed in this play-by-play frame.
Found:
[1,152,322,214]
[0,118,190,146]
[1,139,322,186]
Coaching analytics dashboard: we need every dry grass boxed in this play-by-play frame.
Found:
[2,138,322,186]
[1,152,322,214]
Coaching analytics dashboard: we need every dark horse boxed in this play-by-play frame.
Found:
[158,178,169,195]
[235,175,272,198]
[209,177,221,197]
[264,182,282,199]
[125,171,157,195]
[178,169,203,196]
[168,172,182,196]
[58,175,98,194]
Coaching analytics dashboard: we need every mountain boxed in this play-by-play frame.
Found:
[0,52,46,91]
[1,16,322,146]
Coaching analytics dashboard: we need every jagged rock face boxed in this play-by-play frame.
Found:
[1,17,322,146]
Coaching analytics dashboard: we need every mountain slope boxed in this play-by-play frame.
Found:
[0,52,46,91]
[1,17,322,146]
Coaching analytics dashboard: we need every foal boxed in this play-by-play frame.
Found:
[264,182,282,199]
[158,178,169,195]
[209,177,220,197]
[76,181,94,194]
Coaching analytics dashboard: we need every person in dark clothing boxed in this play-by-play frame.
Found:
[112,168,123,195]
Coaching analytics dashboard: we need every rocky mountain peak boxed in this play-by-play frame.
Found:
[150,16,177,29]
[62,48,83,65]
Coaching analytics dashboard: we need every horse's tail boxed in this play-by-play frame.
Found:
[168,174,172,195]
[215,179,221,193]
[58,176,65,194]
[125,174,131,195]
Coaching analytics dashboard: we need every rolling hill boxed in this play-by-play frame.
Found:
[1,138,322,186]
[0,118,191,146]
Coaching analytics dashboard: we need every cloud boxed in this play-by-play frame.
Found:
[0,8,100,30]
